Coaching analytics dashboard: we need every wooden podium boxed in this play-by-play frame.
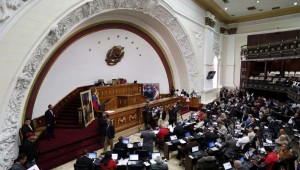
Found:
[104,97,178,133]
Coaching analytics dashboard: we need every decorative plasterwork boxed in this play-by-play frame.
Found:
[213,32,220,55]
[0,0,198,169]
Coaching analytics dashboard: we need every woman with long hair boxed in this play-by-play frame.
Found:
[100,151,117,170]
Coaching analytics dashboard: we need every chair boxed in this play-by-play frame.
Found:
[112,148,127,159]
[127,164,144,170]
[135,149,149,160]
[74,163,89,170]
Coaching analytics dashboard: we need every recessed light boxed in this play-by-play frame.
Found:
[294,2,298,5]
[225,7,228,10]
[256,0,260,3]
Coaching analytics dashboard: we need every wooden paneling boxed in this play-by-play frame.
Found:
[105,97,178,133]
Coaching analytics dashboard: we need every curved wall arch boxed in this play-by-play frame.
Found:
[0,1,198,169]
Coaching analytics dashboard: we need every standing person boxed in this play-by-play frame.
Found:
[45,104,55,140]
[20,132,39,168]
[140,125,156,154]
[102,119,115,154]
[142,101,151,128]
[9,154,27,170]
[99,114,108,145]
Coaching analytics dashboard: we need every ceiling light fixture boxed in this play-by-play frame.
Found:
[256,0,260,3]
[225,7,228,10]
[294,2,298,5]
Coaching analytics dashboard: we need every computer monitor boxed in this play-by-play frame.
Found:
[122,138,129,144]
[185,132,191,137]
[170,135,177,141]
[129,154,139,161]
[112,153,118,160]
[223,162,232,170]
[88,152,97,159]
[208,141,215,148]
[192,146,199,153]
[151,152,161,160]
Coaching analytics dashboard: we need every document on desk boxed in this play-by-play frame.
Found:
[150,159,156,164]
[117,158,129,166]
[127,143,133,148]
[166,142,172,145]
[266,139,272,144]
[179,139,186,144]
[144,162,150,166]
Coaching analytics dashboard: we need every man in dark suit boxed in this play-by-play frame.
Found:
[21,118,34,141]
[222,134,237,162]
[75,150,94,170]
[99,114,108,145]
[20,132,39,168]
[102,119,115,154]
[114,136,128,152]
[45,104,56,139]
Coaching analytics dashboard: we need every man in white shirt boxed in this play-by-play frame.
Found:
[247,127,256,142]
[236,131,250,149]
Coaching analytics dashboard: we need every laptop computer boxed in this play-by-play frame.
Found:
[150,152,161,164]
[122,138,129,144]
[190,146,203,158]
[208,141,218,151]
[170,135,179,144]
[223,162,233,170]
[88,152,97,159]
[128,154,140,165]
[244,150,253,160]
[185,132,191,138]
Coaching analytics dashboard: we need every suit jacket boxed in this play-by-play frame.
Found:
[9,163,26,170]
[114,141,128,151]
[151,162,168,170]
[106,124,115,139]
[20,139,39,162]
[75,155,94,170]
[45,109,55,126]
[21,124,34,137]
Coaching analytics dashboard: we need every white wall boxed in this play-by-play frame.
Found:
[33,29,168,118]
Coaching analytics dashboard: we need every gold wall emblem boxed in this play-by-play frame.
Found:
[105,45,125,66]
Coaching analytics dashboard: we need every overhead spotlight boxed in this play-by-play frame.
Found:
[225,7,228,10]
[256,0,260,3]
[294,2,298,5]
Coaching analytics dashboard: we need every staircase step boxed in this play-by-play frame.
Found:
[55,124,82,129]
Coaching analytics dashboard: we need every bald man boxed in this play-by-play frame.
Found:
[234,160,249,170]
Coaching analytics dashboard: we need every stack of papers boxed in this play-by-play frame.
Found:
[179,139,186,144]
[117,158,129,166]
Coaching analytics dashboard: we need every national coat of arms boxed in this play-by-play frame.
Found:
[105,45,125,66]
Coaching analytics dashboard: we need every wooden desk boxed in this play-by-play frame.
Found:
[104,97,178,133]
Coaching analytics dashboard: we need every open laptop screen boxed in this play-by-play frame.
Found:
[208,141,215,148]
[122,138,129,144]
[170,135,177,140]
[151,152,161,160]
[129,154,139,161]
[185,132,191,137]
[223,162,232,170]
[192,146,199,153]
[27,165,40,170]
[88,152,97,159]
[240,156,245,163]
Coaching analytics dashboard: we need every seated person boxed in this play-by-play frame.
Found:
[177,137,198,165]
[274,135,289,152]
[259,146,279,170]
[234,160,249,170]
[75,150,94,170]
[247,127,256,142]
[236,131,250,150]
[196,152,217,170]
[21,118,35,141]
[151,155,168,170]
[278,144,293,160]
[173,122,184,138]
[10,154,27,170]
[216,121,227,136]
[100,151,117,170]
[156,124,170,142]
[246,117,258,129]
[113,136,128,152]
[222,134,237,161]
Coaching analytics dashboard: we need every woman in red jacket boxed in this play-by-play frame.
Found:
[100,151,117,170]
